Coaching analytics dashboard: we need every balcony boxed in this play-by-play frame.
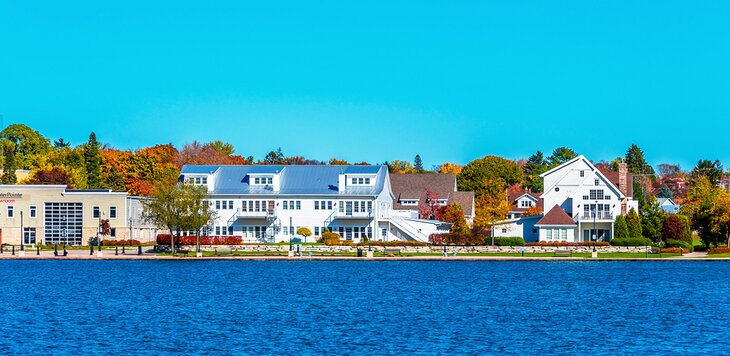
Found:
[576,212,614,221]
[333,210,373,219]
[235,209,276,220]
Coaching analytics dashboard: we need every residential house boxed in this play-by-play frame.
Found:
[507,191,542,219]
[657,197,680,214]
[389,173,475,225]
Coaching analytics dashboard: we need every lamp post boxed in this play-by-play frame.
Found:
[367,207,372,251]
[196,203,202,257]
[593,200,598,254]
[20,211,24,251]
[289,216,293,251]
[98,212,104,252]
[61,217,67,246]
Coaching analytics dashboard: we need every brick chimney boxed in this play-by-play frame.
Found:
[618,162,629,197]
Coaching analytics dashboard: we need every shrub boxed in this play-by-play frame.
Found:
[659,247,684,254]
[493,237,525,246]
[102,239,142,246]
[525,241,610,247]
[708,247,730,255]
[322,231,346,245]
[156,234,242,245]
[429,233,483,245]
[665,239,692,251]
[610,238,652,246]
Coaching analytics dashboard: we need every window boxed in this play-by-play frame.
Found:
[228,200,234,210]
[367,201,372,212]
[23,228,37,244]
[315,201,320,210]
[195,177,201,184]
[594,179,599,186]
[255,177,260,184]
[29,206,37,218]
[242,201,247,211]
[365,178,370,185]
[45,202,83,245]
[546,229,552,240]
[532,228,537,233]
[109,206,117,219]
[92,206,100,219]
[283,201,288,210]
[229,226,234,235]
[110,228,116,237]
[289,201,294,210]
[560,229,567,240]
[520,200,532,208]
[583,195,589,200]
[202,177,207,184]
[589,190,604,200]
[327,201,333,210]
[314,227,320,236]
[605,195,611,200]
[358,178,364,184]
[290,226,294,235]
[215,226,221,235]
[296,201,301,210]
[215,201,221,209]
[554,187,560,192]
[502,228,507,233]
[400,200,418,206]
[267,177,273,184]
[580,170,585,177]
[382,228,387,237]
[352,178,357,184]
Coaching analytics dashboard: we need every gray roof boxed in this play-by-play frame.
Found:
[181,165,388,196]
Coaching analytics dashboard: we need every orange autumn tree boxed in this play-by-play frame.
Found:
[438,162,462,175]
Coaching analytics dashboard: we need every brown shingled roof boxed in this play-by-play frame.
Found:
[389,173,474,217]
[600,170,633,197]
[536,205,576,226]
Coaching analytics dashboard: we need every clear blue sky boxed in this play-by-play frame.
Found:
[1,1,729,170]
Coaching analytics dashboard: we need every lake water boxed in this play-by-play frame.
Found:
[0,260,727,354]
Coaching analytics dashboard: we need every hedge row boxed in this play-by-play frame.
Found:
[156,234,242,245]
[356,241,429,247]
[493,237,525,246]
[429,233,484,246]
[659,247,685,254]
[102,239,142,246]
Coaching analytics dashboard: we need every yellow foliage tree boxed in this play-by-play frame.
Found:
[438,162,462,175]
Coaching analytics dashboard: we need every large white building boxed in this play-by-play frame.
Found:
[180,165,447,243]
[493,155,638,242]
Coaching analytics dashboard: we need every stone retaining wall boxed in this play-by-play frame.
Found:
[194,244,651,254]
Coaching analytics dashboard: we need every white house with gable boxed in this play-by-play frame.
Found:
[493,155,638,242]
[179,165,448,244]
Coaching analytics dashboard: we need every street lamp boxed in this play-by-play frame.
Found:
[61,217,67,247]
[196,203,202,257]
[367,207,372,251]
[20,211,24,251]
[289,216,293,252]
[593,200,598,253]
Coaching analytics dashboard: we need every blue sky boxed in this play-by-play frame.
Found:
[1,1,729,170]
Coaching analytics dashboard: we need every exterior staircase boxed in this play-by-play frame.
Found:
[387,215,430,243]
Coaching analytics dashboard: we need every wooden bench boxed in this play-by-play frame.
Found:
[383,248,401,256]
[554,250,572,257]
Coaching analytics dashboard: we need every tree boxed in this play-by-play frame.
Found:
[25,166,72,186]
[680,176,720,247]
[143,181,216,254]
[263,148,285,164]
[662,215,686,243]
[53,138,70,149]
[1,140,17,184]
[387,160,415,174]
[440,203,470,235]
[547,147,577,167]
[329,158,349,165]
[458,156,522,200]
[657,184,673,199]
[438,162,462,175]
[84,132,102,188]
[614,215,630,240]
[175,141,247,167]
[296,227,313,242]
[710,189,730,246]
[414,154,424,172]
[625,144,653,175]
[626,208,642,240]
[210,140,235,156]
[641,198,665,243]
[0,123,51,170]
[691,159,723,185]
[418,188,442,220]
[657,163,681,179]
[523,150,548,192]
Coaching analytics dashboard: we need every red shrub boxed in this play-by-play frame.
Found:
[429,233,483,246]
[708,247,730,255]
[156,234,242,245]
[660,247,685,254]
[102,239,142,246]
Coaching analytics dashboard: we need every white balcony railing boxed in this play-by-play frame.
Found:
[333,210,372,219]
[235,209,276,219]
[579,212,614,220]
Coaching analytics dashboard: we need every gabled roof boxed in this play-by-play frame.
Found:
[180,165,388,196]
[601,170,633,197]
[539,155,626,200]
[657,197,677,206]
[536,205,577,226]
[389,173,475,216]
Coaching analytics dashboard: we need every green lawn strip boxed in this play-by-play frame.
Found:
[704,253,730,258]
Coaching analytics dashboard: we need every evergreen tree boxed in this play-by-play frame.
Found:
[626,208,643,240]
[625,144,653,175]
[657,184,673,199]
[547,147,577,167]
[523,150,547,192]
[263,147,285,164]
[84,132,101,188]
[1,140,17,184]
[614,215,630,240]
[691,159,723,185]
[633,180,646,210]
[414,154,424,172]
[641,198,665,243]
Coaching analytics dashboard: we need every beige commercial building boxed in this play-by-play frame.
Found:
[0,185,131,246]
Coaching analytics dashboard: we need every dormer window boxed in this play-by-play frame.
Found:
[400,200,418,206]
[349,176,374,186]
[251,176,273,185]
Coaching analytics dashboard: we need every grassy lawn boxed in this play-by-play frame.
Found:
[705,253,730,258]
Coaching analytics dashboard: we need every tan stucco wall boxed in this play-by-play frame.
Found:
[0,185,129,245]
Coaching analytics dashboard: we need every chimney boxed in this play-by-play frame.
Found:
[618,163,629,197]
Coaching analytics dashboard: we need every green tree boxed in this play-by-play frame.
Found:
[53,138,70,149]
[625,144,653,175]
[458,156,522,200]
[657,184,673,199]
[523,150,547,192]
[1,140,17,184]
[143,182,217,254]
[641,198,665,243]
[547,147,577,167]
[84,132,102,188]
[414,154,424,172]
[210,140,235,156]
[614,215,630,240]
[102,165,126,191]
[0,123,52,169]
[626,208,642,240]
[680,176,721,247]
[691,159,723,185]
[263,147,285,164]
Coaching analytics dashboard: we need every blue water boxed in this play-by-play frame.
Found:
[0,261,727,355]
